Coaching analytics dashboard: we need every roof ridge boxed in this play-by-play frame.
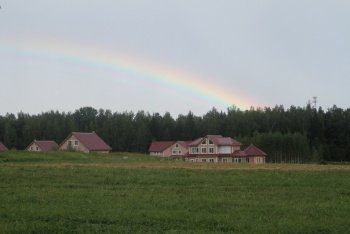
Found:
[34,140,56,142]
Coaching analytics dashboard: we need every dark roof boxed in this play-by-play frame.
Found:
[70,132,112,151]
[189,135,241,146]
[27,140,58,151]
[244,144,267,156]
[0,142,8,151]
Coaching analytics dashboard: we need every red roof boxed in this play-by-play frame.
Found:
[70,132,112,151]
[232,150,247,157]
[177,141,191,148]
[189,135,241,146]
[148,140,190,152]
[217,137,241,146]
[26,140,58,151]
[149,141,175,152]
[244,144,267,156]
[0,142,8,151]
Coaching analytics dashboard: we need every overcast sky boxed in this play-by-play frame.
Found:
[1,1,349,116]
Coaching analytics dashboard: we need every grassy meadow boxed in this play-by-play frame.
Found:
[0,151,349,233]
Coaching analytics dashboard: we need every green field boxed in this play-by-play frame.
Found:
[0,152,349,233]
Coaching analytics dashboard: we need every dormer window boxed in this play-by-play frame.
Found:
[175,143,179,148]
[74,140,79,146]
[209,140,214,145]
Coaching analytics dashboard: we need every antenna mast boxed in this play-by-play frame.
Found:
[312,96,317,109]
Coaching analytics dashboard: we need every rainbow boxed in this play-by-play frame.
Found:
[0,37,261,110]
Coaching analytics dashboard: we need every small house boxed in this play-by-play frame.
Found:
[26,140,58,152]
[244,144,267,164]
[59,132,112,153]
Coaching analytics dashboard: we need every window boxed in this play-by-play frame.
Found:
[36,147,39,151]
[30,146,33,151]
[247,158,250,163]
[172,150,177,155]
[201,158,207,162]
[233,158,240,163]
[201,139,207,145]
[209,140,214,145]
[201,148,207,154]
[223,158,228,163]
[209,158,214,162]
[256,157,264,163]
[74,140,79,146]
[179,150,182,155]
[191,147,199,154]
[209,147,214,154]
[175,143,179,148]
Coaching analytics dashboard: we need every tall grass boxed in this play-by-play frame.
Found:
[0,152,349,233]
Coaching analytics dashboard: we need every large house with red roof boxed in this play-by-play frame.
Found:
[59,132,112,153]
[0,142,8,152]
[149,135,267,164]
[26,140,58,152]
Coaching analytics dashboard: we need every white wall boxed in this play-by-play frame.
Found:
[218,146,231,154]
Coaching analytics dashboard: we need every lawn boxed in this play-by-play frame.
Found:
[0,151,349,233]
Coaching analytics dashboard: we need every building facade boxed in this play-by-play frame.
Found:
[149,135,267,164]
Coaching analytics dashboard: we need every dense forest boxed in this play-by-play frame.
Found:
[0,105,349,163]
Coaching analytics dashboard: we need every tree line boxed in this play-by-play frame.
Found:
[0,105,349,163]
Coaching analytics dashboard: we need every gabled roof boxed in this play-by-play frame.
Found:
[176,141,192,148]
[148,140,190,152]
[0,142,8,151]
[68,132,112,151]
[26,140,58,151]
[217,137,241,146]
[149,141,175,152]
[189,135,241,146]
[244,144,267,156]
